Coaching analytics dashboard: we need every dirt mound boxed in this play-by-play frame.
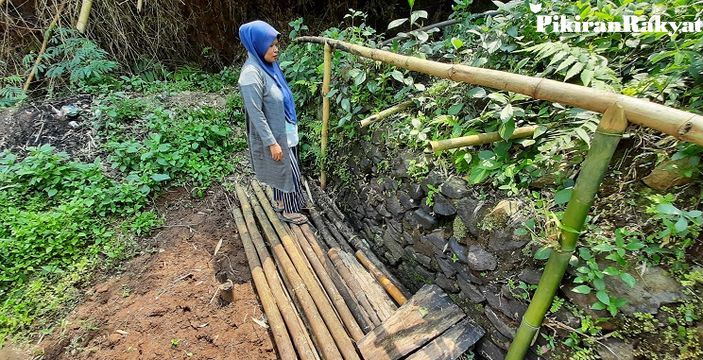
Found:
[0,95,98,161]
[38,186,276,360]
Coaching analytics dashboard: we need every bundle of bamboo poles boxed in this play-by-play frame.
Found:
[230,179,409,359]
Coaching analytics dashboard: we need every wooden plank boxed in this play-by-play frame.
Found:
[405,319,485,360]
[357,284,466,360]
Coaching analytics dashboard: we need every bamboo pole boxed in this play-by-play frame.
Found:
[355,250,407,306]
[320,42,332,189]
[430,125,539,151]
[231,207,297,359]
[251,181,361,360]
[23,2,66,91]
[137,0,144,12]
[329,248,383,327]
[290,224,365,341]
[299,224,374,332]
[247,189,342,360]
[506,103,629,360]
[0,1,6,8]
[360,100,414,128]
[295,36,703,146]
[75,0,93,33]
[235,185,319,360]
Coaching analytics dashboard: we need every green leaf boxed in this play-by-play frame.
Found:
[388,18,408,29]
[341,98,351,112]
[451,37,464,50]
[468,168,490,184]
[466,87,486,98]
[499,120,515,140]
[593,243,615,252]
[656,203,681,215]
[448,103,464,115]
[534,246,552,260]
[151,173,171,182]
[591,302,607,310]
[674,217,688,233]
[533,125,548,138]
[565,62,585,80]
[596,290,610,305]
[572,285,592,294]
[554,188,573,205]
[500,104,514,122]
[593,278,605,291]
[603,266,620,276]
[620,273,637,288]
[580,68,594,86]
[390,70,405,83]
[47,188,58,197]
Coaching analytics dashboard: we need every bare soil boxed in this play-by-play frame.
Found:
[37,186,276,360]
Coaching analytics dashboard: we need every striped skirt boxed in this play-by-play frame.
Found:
[273,146,307,213]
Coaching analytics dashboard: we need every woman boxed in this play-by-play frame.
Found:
[238,20,308,224]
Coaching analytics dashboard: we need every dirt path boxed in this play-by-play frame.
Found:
[39,186,276,360]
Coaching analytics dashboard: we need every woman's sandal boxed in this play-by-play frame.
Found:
[279,212,308,225]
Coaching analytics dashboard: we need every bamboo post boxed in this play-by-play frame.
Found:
[247,188,342,360]
[76,0,93,33]
[231,207,297,359]
[299,223,374,332]
[251,181,361,360]
[320,42,332,189]
[137,0,144,12]
[506,103,629,360]
[430,125,539,151]
[289,225,365,341]
[360,100,414,128]
[23,2,66,91]
[355,250,407,306]
[235,185,319,360]
[294,36,703,146]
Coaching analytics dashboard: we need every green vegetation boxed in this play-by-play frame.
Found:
[0,30,245,344]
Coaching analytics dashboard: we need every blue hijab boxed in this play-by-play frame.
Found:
[239,20,298,125]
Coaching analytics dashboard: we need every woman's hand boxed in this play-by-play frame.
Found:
[269,143,283,161]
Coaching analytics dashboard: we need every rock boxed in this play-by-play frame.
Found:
[483,199,522,228]
[406,183,425,200]
[485,287,527,321]
[411,209,437,230]
[565,266,685,315]
[457,273,486,303]
[643,157,698,191]
[467,245,497,271]
[440,177,469,199]
[382,230,405,265]
[414,230,446,257]
[488,227,529,252]
[415,253,432,268]
[379,177,398,192]
[424,170,444,188]
[385,196,404,216]
[414,265,435,283]
[455,198,488,237]
[596,339,634,360]
[452,216,468,243]
[398,191,417,211]
[449,237,468,263]
[432,194,457,216]
[436,257,458,278]
[435,273,460,293]
[485,306,517,339]
[477,338,506,360]
[377,204,392,218]
[518,268,542,285]
[489,331,512,351]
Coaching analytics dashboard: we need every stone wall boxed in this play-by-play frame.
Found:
[333,138,551,359]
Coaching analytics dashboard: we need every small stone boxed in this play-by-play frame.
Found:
[412,209,437,230]
[385,196,404,216]
[414,265,435,283]
[436,256,458,278]
[483,199,523,227]
[435,273,460,293]
[457,273,486,303]
[415,253,432,267]
[597,339,634,360]
[467,245,497,271]
[440,177,469,199]
[398,191,417,211]
[488,227,528,252]
[485,287,527,321]
[643,158,697,191]
[432,194,456,216]
[518,268,542,285]
[448,238,468,263]
[484,306,517,339]
[377,204,392,218]
[407,183,425,200]
[477,338,506,360]
[455,198,488,237]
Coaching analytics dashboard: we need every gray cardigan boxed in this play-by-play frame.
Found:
[238,56,295,192]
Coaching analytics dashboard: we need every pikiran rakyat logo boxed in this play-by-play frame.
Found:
[529,2,702,35]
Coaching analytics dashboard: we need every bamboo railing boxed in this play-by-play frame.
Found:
[296,36,703,359]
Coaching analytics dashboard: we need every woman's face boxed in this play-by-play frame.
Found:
[264,38,279,63]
